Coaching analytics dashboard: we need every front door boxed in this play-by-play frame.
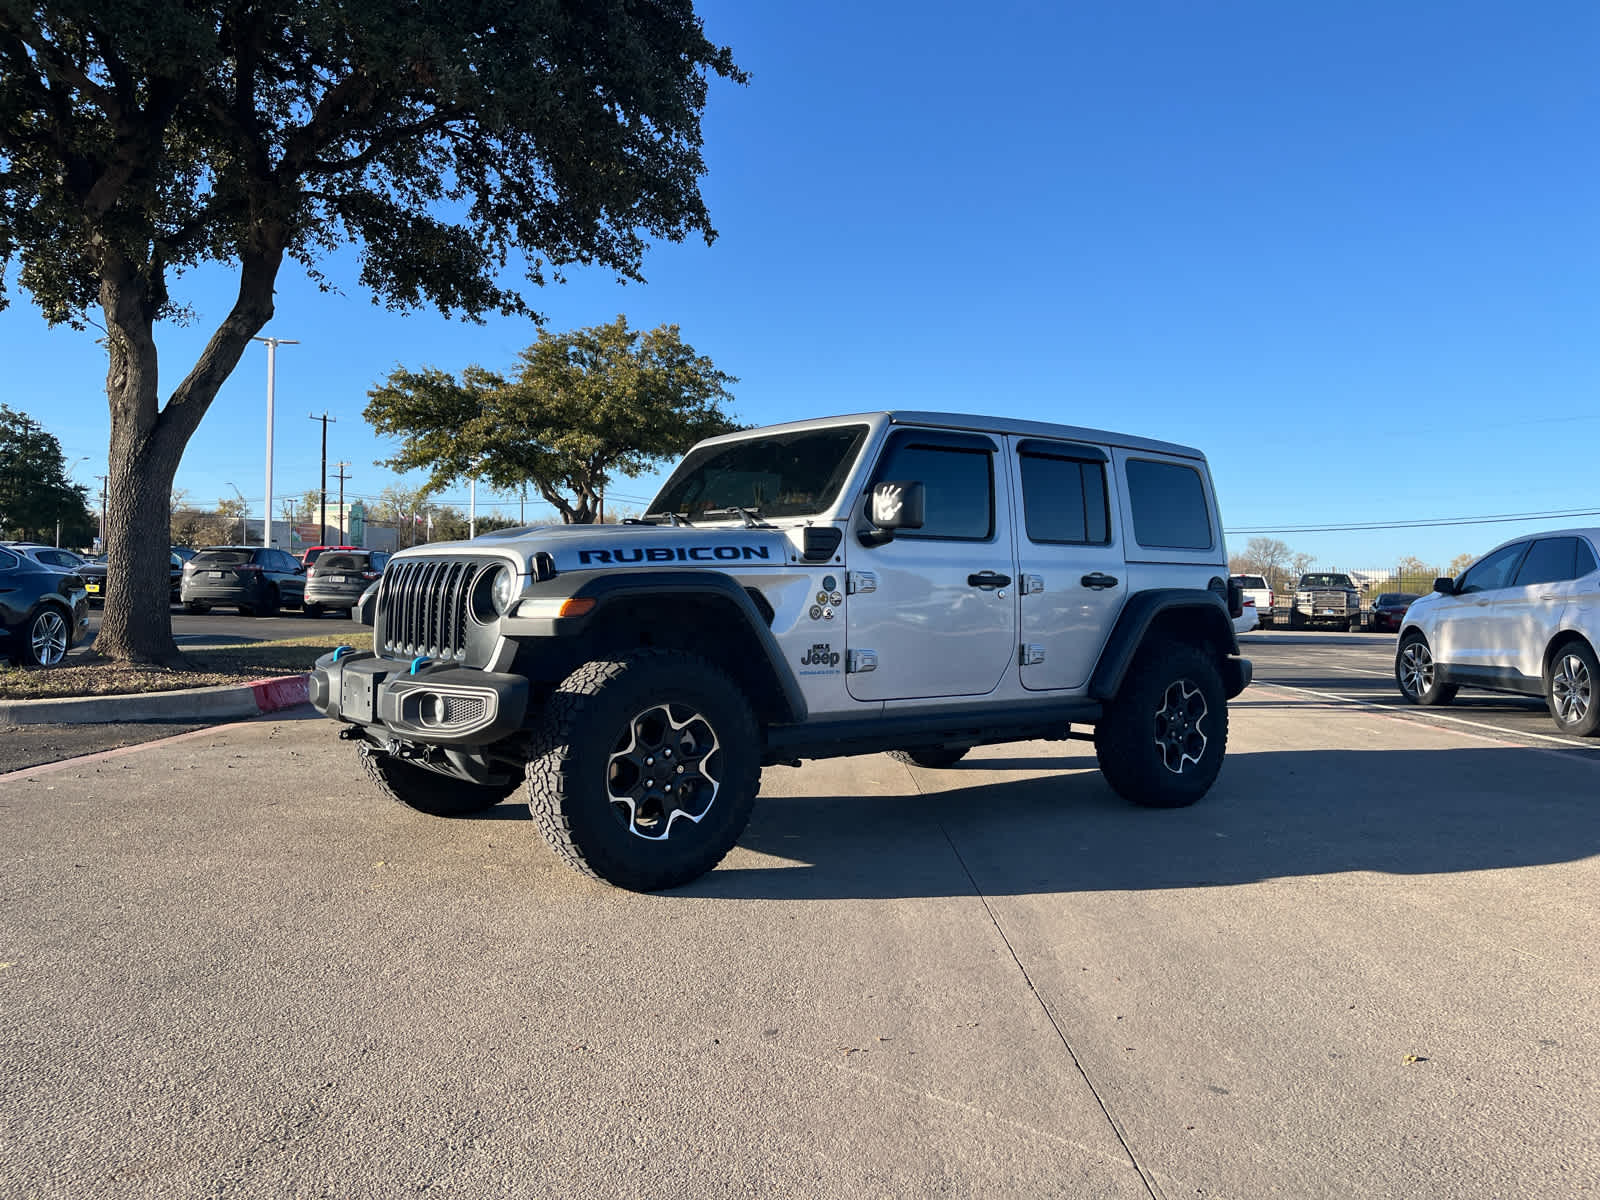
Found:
[845,429,1017,702]
[1442,541,1529,669]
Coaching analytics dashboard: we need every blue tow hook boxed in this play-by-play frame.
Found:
[409,656,430,675]
[331,644,355,662]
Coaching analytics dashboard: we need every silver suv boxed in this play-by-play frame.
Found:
[310,411,1253,890]
[1395,528,1599,736]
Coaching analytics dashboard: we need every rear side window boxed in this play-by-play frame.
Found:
[1125,459,1213,550]
[873,436,995,541]
[191,549,254,566]
[1579,540,1599,578]
[1512,538,1578,587]
[0,547,17,570]
[1019,444,1110,545]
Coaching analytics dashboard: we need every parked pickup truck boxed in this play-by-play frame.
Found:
[1291,572,1362,632]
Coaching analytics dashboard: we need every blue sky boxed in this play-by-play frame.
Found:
[2,0,1596,568]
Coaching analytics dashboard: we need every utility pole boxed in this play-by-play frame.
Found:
[95,475,108,551]
[333,461,351,541]
[252,336,299,548]
[308,412,336,545]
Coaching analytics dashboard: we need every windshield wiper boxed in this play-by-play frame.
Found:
[700,506,773,528]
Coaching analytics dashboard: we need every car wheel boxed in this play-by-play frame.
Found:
[1094,638,1227,808]
[304,603,324,618]
[888,747,970,769]
[1395,632,1458,706]
[19,606,72,668]
[252,587,280,618]
[1289,611,1305,629]
[525,649,761,891]
[360,746,521,815]
[1546,642,1600,737]
[1348,616,1362,633]
[184,601,211,614]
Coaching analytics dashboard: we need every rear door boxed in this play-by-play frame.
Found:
[844,429,1017,701]
[1493,537,1594,679]
[1012,437,1123,691]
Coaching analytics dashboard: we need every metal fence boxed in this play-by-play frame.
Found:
[1243,568,1444,629]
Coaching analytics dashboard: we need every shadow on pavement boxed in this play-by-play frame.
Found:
[669,745,1600,901]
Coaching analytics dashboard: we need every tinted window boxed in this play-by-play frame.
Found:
[1020,451,1110,545]
[0,547,17,570]
[1459,543,1528,594]
[318,553,370,572]
[1513,538,1578,587]
[1125,459,1212,550]
[1579,539,1598,578]
[372,553,389,571]
[874,441,994,540]
[191,549,254,566]
[39,550,81,567]
[1236,575,1267,589]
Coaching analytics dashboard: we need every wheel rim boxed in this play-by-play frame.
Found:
[1153,679,1208,774]
[31,610,69,666]
[607,702,721,840]
[1399,641,1433,698]
[1551,654,1592,726]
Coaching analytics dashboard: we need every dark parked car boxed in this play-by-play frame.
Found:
[1369,592,1420,633]
[301,544,359,569]
[180,546,307,616]
[0,544,91,667]
[77,548,190,605]
[0,542,92,571]
[303,549,389,617]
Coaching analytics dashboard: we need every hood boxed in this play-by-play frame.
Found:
[397,521,797,575]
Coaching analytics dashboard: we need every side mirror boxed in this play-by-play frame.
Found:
[1433,576,1456,595]
[355,582,380,626]
[860,481,926,547]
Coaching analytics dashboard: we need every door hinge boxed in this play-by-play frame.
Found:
[847,571,878,595]
[847,649,878,674]
[1020,644,1046,666]
[1021,574,1045,595]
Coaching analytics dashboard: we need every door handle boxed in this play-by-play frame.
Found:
[967,571,1012,590]
[1081,572,1119,590]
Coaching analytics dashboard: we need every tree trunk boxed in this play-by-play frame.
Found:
[93,248,281,665]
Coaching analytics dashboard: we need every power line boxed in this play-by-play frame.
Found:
[1228,507,1600,536]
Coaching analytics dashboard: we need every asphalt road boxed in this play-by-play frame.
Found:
[3,652,1596,1197]
[83,603,367,649]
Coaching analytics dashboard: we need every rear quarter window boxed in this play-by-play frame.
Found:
[1125,459,1213,550]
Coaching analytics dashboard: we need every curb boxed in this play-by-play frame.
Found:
[0,673,311,727]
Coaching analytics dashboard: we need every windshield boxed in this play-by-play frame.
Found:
[648,425,870,520]
[1300,574,1352,588]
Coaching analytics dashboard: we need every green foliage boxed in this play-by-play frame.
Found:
[365,315,739,523]
[0,1,746,323]
[0,404,94,542]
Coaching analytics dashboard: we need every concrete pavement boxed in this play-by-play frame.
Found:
[1,693,1596,1198]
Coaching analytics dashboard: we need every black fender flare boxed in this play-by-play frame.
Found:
[1089,589,1243,702]
[500,568,807,723]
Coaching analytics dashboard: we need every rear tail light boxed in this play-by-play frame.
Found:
[361,570,380,581]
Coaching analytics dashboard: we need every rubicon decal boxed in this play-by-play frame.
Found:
[577,546,772,565]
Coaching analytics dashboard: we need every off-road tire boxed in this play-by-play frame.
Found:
[888,747,970,769]
[360,746,521,816]
[1395,632,1457,707]
[1094,638,1227,808]
[526,649,761,891]
[1546,640,1600,737]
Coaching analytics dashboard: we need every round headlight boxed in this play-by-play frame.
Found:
[492,565,518,613]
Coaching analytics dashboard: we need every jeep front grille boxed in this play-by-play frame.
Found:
[378,558,485,661]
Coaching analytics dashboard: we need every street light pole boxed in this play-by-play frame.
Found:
[94,475,109,551]
[308,412,336,545]
[251,336,299,549]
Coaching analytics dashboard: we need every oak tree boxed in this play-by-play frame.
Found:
[365,315,738,525]
[0,1,743,662]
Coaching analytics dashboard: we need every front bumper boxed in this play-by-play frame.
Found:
[309,650,529,746]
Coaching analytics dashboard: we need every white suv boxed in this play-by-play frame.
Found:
[1395,528,1599,735]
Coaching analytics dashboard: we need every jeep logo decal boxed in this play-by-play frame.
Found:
[577,546,771,565]
[800,643,841,668]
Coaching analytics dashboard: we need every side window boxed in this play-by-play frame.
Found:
[1019,449,1110,545]
[1125,459,1213,550]
[1512,538,1578,587]
[1578,539,1599,578]
[373,554,389,571]
[1459,543,1528,594]
[0,547,18,570]
[872,436,994,541]
[40,550,73,567]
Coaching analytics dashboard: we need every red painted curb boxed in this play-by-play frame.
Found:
[248,674,311,713]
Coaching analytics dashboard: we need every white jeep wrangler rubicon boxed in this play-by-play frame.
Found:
[311,411,1252,890]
